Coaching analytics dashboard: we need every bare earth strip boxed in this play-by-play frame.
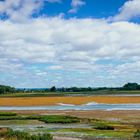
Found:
[0,96,140,106]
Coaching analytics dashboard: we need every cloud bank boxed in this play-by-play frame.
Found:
[0,0,140,87]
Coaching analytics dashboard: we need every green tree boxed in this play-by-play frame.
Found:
[0,85,16,94]
[123,83,140,90]
[50,86,56,92]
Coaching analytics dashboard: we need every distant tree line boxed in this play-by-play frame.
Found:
[1,83,140,94]
[48,83,140,92]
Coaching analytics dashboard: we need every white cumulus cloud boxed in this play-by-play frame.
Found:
[69,0,85,13]
[113,0,140,21]
[0,0,62,22]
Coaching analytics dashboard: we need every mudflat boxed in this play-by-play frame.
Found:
[0,96,140,106]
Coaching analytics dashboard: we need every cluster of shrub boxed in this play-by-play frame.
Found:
[93,122,115,130]
[39,115,80,124]
[0,129,52,140]
[0,112,80,124]
[134,129,140,139]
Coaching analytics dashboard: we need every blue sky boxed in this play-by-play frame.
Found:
[39,0,127,18]
[0,0,140,88]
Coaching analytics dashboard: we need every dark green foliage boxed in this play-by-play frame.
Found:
[0,112,17,116]
[39,115,80,124]
[134,129,140,139]
[93,122,115,130]
[0,85,16,94]
[123,83,140,90]
[50,86,56,92]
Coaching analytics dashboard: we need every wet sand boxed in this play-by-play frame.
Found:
[0,96,140,106]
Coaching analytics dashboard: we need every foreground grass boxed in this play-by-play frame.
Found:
[0,129,52,140]
[44,119,137,139]
[56,128,133,138]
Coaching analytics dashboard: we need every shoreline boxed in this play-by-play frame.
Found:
[0,96,140,106]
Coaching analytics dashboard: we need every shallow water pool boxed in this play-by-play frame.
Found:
[0,103,140,111]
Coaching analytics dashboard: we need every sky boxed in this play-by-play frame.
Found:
[0,0,140,88]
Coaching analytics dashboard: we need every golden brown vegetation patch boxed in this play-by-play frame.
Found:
[0,96,139,106]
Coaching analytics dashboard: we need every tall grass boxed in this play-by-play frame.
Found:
[0,129,52,140]
[0,112,17,116]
